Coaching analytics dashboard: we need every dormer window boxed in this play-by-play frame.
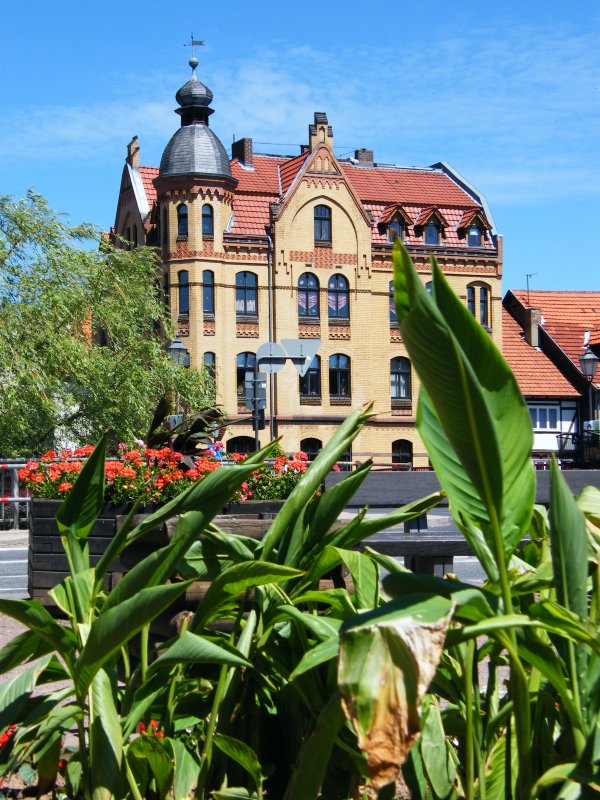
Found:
[388,219,403,242]
[468,223,482,247]
[424,220,440,245]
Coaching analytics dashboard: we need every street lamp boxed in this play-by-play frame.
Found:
[578,346,599,424]
[167,338,190,368]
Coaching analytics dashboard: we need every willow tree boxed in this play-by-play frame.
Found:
[0,190,213,456]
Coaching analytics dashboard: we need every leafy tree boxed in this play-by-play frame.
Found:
[0,190,214,456]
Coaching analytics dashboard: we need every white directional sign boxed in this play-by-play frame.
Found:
[256,342,287,374]
[281,338,321,377]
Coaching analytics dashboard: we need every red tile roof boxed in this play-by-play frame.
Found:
[502,309,579,397]
[414,206,449,227]
[139,166,158,207]
[458,208,491,230]
[140,153,493,247]
[340,163,479,206]
[511,290,600,368]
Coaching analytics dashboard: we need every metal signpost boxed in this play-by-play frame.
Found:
[245,368,267,450]
[254,339,321,440]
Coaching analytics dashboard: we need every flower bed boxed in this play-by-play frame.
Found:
[18,443,309,504]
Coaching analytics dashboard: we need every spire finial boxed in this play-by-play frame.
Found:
[184,34,204,71]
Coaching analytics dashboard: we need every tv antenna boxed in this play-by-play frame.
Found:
[526,273,537,306]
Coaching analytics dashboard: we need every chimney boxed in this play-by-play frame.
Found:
[524,307,542,348]
[232,137,253,166]
[300,144,310,154]
[355,148,374,165]
[126,136,140,168]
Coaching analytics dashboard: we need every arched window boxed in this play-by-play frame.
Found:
[314,204,332,243]
[298,273,319,318]
[468,223,482,247]
[389,281,397,323]
[300,438,322,462]
[178,270,189,315]
[425,281,432,293]
[389,220,403,242]
[203,351,216,379]
[328,275,349,319]
[467,283,491,328]
[236,272,258,317]
[202,204,214,237]
[236,352,256,397]
[132,226,138,247]
[300,356,321,399]
[329,354,351,399]
[226,436,255,455]
[162,207,168,246]
[203,270,215,315]
[390,357,411,400]
[392,439,413,468]
[177,204,188,237]
[424,220,439,246]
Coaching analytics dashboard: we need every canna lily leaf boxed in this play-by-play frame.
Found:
[393,243,534,566]
[55,434,106,541]
[338,595,453,790]
[289,636,340,680]
[214,734,262,794]
[89,667,122,800]
[0,656,51,732]
[148,631,251,673]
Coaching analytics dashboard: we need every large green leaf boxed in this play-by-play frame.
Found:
[127,734,174,799]
[89,667,122,800]
[383,572,498,623]
[0,599,77,661]
[289,637,340,680]
[191,561,303,631]
[75,581,192,692]
[0,630,53,675]
[338,594,453,790]
[148,631,251,673]
[214,733,262,793]
[259,405,373,560]
[336,548,379,610]
[172,739,200,800]
[420,696,457,799]
[283,694,345,800]
[393,243,534,563]
[0,656,51,731]
[55,435,106,541]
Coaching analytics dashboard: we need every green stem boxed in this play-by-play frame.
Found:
[140,624,149,683]
[464,639,475,800]
[488,507,532,800]
[125,756,145,800]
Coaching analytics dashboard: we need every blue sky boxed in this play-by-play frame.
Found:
[2,0,598,291]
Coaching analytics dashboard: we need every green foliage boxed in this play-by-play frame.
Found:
[0,190,214,455]
[336,243,600,799]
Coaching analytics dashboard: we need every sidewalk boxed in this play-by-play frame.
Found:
[1,529,29,547]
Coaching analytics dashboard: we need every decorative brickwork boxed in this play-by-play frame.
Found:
[300,396,322,405]
[177,315,189,337]
[290,249,358,268]
[203,319,216,336]
[329,325,351,340]
[236,322,259,338]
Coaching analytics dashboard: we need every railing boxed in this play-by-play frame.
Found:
[0,461,30,530]
[557,431,600,467]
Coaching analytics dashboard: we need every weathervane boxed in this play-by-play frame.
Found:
[184,34,205,60]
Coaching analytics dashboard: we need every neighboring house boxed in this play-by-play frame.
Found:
[502,308,579,460]
[503,290,600,465]
[113,56,503,466]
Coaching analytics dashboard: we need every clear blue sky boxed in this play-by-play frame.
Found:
[2,0,598,291]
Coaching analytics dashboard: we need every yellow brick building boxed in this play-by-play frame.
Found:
[114,58,502,466]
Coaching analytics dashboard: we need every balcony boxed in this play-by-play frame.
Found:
[557,431,600,467]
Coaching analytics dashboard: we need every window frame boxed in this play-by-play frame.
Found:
[392,439,413,468]
[388,219,404,242]
[529,405,560,431]
[328,274,349,320]
[299,355,321,399]
[314,204,332,244]
[300,438,322,462]
[298,273,320,319]
[178,269,190,315]
[235,271,258,318]
[466,282,491,329]
[390,357,411,401]
[203,270,215,315]
[236,352,256,398]
[202,203,214,237]
[329,353,351,400]
[468,223,482,247]
[177,204,188,238]
[424,219,440,246]
[389,281,397,323]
